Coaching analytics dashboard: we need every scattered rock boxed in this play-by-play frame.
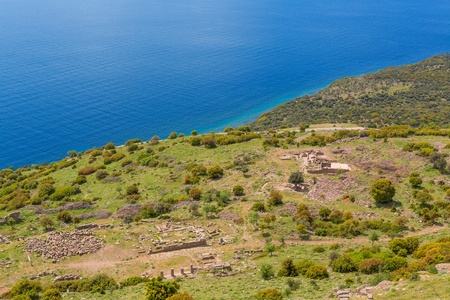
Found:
[52,274,80,282]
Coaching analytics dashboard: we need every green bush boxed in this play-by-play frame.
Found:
[384,256,408,271]
[233,185,244,196]
[389,237,420,255]
[38,183,55,197]
[48,274,117,294]
[268,190,283,206]
[370,179,396,203]
[41,289,62,300]
[56,211,71,223]
[260,264,274,280]
[251,202,265,212]
[312,246,325,253]
[305,265,329,279]
[144,276,179,300]
[254,288,283,300]
[104,142,115,150]
[359,258,384,274]
[207,165,223,178]
[296,259,315,275]
[277,258,298,277]
[286,278,301,291]
[120,276,150,287]
[126,184,139,195]
[72,175,87,185]
[409,177,422,187]
[50,186,79,201]
[331,254,358,273]
[10,279,42,300]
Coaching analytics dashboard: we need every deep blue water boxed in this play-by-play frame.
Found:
[0,0,449,169]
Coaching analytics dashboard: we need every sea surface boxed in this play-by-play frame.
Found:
[0,0,449,168]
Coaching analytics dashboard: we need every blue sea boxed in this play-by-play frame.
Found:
[0,0,449,169]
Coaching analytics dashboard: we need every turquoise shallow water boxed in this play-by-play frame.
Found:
[0,0,449,168]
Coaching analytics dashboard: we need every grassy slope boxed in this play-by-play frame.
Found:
[1,129,450,299]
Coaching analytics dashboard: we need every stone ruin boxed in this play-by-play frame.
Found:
[137,222,212,255]
[0,259,12,268]
[29,270,57,280]
[25,230,104,262]
[0,234,11,245]
[141,264,198,279]
[52,274,80,282]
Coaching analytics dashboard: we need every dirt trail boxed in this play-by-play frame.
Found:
[285,224,448,245]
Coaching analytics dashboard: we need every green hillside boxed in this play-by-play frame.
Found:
[249,54,450,130]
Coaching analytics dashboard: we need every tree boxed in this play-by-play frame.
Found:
[144,276,180,300]
[370,179,395,203]
[190,130,198,136]
[277,258,298,277]
[168,132,177,139]
[8,217,15,229]
[268,191,283,206]
[133,215,142,224]
[56,211,71,223]
[123,216,133,225]
[41,288,62,300]
[224,126,234,132]
[67,150,77,158]
[265,243,276,256]
[260,264,274,280]
[39,216,55,230]
[318,208,331,220]
[233,185,244,196]
[288,171,304,188]
[369,232,379,245]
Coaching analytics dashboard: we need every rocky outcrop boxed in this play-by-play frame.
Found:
[0,235,11,244]
[0,212,21,225]
[34,202,92,214]
[25,230,104,262]
[436,263,450,272]
[112,204,143,219]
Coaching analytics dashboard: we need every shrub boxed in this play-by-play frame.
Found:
[41,289,62,300]
[329,210,343,224]
[78,165,105,175]
[38,183,55,197]
[233,185,244,196]
[359,258,384,274]
[331,254,358,273]
[312,246,325,253]
[254,288,283,300]
[277,258,298,277]
[330,243,340,250]
[72,175,87,185]
[126,184,139,195]
[286,278,300,291]
[409,177,422,187]
[50,186,79,201]
[370,179,396,203]
[95,170,109,180]
[315,228,327,236]
[189,188,202,200]
[268,190,283,206]
[105,142,115,150]
[296,259,316,275]
[252,202,265,212]
[168,132,178,139]
[389,237,420,255]
[48,274,117,294]
[166,293,195,300]
[120,276,150,287]
[305,265,329,279]
[190,137,202,146]
[260,264,274,280]
[11,279,42,300]
[90,150,103,157]
[39,216,55,229]
[318,208,331,219]
[56,211,71,223]
[207,165,223,178]
[144,276,179,300]
[385,256,408,271]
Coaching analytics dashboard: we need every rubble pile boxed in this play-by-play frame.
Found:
[52,274,80,282]
[0,234,11,244]
[218,211,240,222]
[29,270,57,280]
[25,230,104,262]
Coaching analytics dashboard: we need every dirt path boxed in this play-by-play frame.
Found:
[285,224,448,245]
